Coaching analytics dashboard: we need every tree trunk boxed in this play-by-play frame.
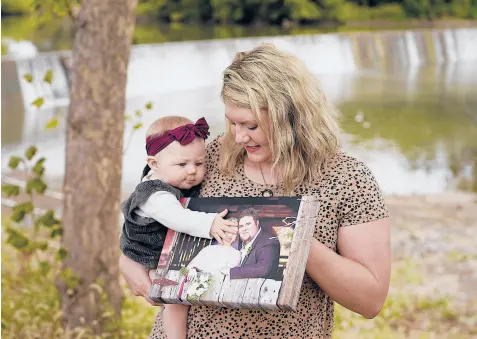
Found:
[58,0,138,333]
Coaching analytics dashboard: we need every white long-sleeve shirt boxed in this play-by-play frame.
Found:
[135,174,215,239]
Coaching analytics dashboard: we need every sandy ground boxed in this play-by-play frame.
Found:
[387,192,477,299]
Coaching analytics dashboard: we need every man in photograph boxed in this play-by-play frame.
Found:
[223,208,281,280]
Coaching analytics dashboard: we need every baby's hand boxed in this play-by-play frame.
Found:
[210,209,238,245]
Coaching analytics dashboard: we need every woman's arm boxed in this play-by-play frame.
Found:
[119,253,161,306]
[305,217,391,319]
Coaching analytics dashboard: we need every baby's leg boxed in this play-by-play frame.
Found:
[148,270,188,338]
[163,304,189,339]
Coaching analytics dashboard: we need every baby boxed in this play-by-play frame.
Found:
[119,116,237,339]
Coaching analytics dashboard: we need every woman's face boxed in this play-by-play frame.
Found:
[225,219,239,245]
[225,104,271,164]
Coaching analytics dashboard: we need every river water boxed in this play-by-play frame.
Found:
[1,21,476,195]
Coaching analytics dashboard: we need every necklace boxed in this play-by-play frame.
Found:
[258,163,274,197]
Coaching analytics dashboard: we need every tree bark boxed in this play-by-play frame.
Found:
[59,0,138,332]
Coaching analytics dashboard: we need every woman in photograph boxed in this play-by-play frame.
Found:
[120,43,391,339]
[183,217,241,283]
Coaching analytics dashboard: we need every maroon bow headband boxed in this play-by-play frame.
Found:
[146,117,210,156]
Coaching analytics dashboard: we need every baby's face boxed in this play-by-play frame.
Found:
[149,138,206,189]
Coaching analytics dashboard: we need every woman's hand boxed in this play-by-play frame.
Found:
[119,254,160,306]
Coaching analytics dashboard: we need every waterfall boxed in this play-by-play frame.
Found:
[2,28,476,116]
[443,30,458,62]
[405,31,421,66]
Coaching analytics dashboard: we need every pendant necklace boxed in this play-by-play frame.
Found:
[258,163,274,197]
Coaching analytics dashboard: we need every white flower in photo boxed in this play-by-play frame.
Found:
[185,272,214,302]
[199,274,209,283]
[188,282,200,292]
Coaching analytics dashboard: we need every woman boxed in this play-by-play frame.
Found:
[184,218,241,283]
[120,43,391,338]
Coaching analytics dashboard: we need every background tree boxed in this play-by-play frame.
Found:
[57,0,138,332]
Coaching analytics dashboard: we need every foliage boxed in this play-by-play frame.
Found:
[1,141,150,338]
[123,102,151,154]
[1,0,34,15]
[2,0,476,29]
[1,226,158,339]
[19,69,145,151]
[134,0,477,25]
[1,67,146,336]
[338,2,405,21]
[1,15,75,53]
[1,149,64,257]
[401,0,477,19]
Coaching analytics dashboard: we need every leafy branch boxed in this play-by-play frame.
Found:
[123,101,152,154]
[2,148,64,260]
[1,68,78,288]
[23,69,60,129]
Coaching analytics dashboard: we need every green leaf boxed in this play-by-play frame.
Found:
[8,156,22,169]
[135,110,142,117]
[39,261,51,275]
[23,74,33,83]
[43,69,53,84]
[179,265,189,276]
[2,184,21,197]
[60,268,81,289]
[133,123,143,130]
[50,226,63,238]
[145,102,153,110]
[56,247,68,261]
[30,240,48,252]
[31,97,45,109]
[36,210,61,228]
[38,241,48,251]
[124,115,132,121]
[25,145,37,160]
[45,117,59,129]
[32,157,46,177]
[5,227,29,249]
[11,202,34,222]
[26,177,47,194]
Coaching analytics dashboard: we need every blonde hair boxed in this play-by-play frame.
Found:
[220,43,341,194]
[146,116,193,139]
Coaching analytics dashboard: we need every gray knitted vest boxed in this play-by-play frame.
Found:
[119,180,182,269]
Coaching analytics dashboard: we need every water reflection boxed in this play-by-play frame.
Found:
[339,62,477,194]
[1,59,476,194]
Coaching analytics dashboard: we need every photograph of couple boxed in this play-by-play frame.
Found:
[152,196,304,309]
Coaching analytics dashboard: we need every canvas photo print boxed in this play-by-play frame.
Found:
[149,196,319,310]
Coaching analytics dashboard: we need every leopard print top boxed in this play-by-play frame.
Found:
[150,138,389,339]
